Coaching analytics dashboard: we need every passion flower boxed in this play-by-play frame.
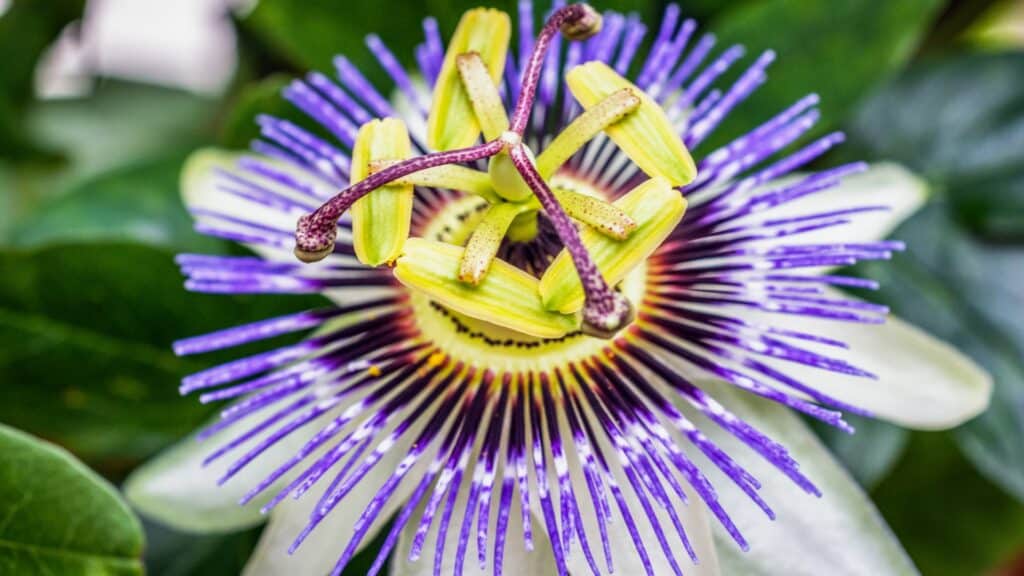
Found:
[126,2,992,576]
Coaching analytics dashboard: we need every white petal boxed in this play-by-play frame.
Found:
[124,408,324,533]
[678,379,920,576]
[746,162,927,246]
[738,289,992,430]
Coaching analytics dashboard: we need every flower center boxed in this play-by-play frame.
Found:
[408,175,649,371]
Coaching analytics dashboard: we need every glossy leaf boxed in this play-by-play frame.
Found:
[0,0,84,161]
[142,520,263,576]
[871,432,1024,576]
[9,153,223,253]
[847,52,1024,240]
[5,81,216,239]
[706,0,944,150]
[0,242,324,464]
[0,425,143,575]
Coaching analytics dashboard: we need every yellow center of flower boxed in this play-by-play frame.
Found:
[407,178,650,372]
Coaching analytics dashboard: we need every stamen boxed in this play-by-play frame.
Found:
[547,188,637,240]
[459,202,530,285]
[507,142,634,338]
[456,52,510,141]
[294,140,503,263]
[540,177,686,316]
[426,8,511,151]
[509,3,603,135]
[536,88,642,179]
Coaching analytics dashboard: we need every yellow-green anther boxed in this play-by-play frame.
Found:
[394,238,579,339]
[535,88,642,179]
[489,149,534,202]
[551,188,637,239]
[456,52,510,141]
[427,8,511,151]
[349,118,413,266]
[459,202,529,285]
[567,62,697,186]
[539,177,686,313]
[369,160,501,203]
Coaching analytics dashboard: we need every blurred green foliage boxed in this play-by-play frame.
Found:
[847,52,1024,505]
[1,0,1023,574]
[703,0,946,150]
[873,431,1024,576]
[0,0,84,161]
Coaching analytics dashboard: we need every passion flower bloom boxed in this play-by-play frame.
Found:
[127,2,992,575]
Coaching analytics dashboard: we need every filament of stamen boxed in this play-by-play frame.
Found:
[460,202,531,285]
[536,88,641,178]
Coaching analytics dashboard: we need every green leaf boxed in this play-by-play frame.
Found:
[871,432,1024,576]
[846,52,1024,503]
[4,81,216,240]
[705,0,944,150]
[9,153,223,253]
[0,242,324,465]
[847,52,1024,240]
[0,0,85,162]
[855,205,1024,503]
[678,380,919,576]
[0,424,143,575]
